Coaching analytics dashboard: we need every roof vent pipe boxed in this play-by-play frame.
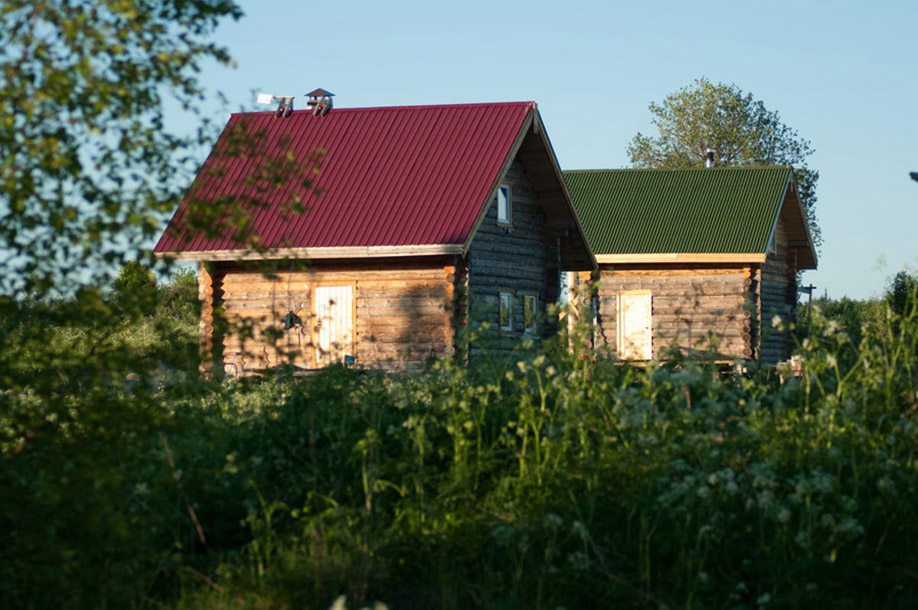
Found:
[705,149,715,168]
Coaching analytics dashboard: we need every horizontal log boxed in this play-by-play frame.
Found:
[599,274,745,284]
[471,228,549,247]
[654,330,748,341]
[598,285,747,296]
[360,327,449,341]
[359,315,446,327]
[222,299,309,311]
[358,306,445,318]
[221,271,442,287]
[650,294,747,306]
[358,288,447,299]
[601,267,748,278]
[598,280,746,292]
[359,297,448,309]
[657,323,751,333]
[646,309,753,322]
[221,277,447,292]
[469,264,546,280]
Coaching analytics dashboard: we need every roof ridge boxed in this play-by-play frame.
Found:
[230,101,535,118]
[563,166,792,174]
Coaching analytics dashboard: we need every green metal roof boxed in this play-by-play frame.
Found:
[563,167,793,255]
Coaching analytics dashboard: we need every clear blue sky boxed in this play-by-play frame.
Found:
[181,0,917,300]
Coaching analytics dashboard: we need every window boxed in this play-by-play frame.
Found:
[523,294,537,332]
[496,184,512,225]
[499,291,513,331]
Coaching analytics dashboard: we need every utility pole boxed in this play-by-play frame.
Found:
[799,284,817,338]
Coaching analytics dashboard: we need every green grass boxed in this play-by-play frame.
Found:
[3,285,918,609]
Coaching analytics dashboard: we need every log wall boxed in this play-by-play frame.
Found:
[467,158,562,356]
[211,256,455,375]
[760,212,798,364]
[595,264,756,360]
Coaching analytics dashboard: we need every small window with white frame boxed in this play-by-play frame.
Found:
[522,294,537,333]
[496,184,512,226]
[499,291,513,331]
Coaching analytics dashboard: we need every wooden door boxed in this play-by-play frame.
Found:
[314,285,354,366]
[617,291,652,360]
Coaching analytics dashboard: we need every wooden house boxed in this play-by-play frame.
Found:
[154,101,595,375]
[563,167,817,364]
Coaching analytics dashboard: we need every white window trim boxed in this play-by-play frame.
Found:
[522,293,538,333]
[496,184,512,226]
[499,291,513,331]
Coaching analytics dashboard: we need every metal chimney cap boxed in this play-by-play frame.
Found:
[705,149,715,168]
[305,88,335,98]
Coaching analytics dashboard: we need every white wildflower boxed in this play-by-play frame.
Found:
[330,596,347,610]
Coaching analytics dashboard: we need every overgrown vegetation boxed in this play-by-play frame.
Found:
[3,279,918,609]
[3,3,917,608]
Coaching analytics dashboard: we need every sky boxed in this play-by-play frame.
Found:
[178,0,918,300]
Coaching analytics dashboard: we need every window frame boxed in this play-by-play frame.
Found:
[498,290,513,331]
[522,293,538,333]
[496,184,512,226]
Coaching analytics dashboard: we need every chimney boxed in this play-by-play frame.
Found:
[705,149,715,168]
[305,88,335,116]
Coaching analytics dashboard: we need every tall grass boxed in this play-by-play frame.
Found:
[3,292,918,608]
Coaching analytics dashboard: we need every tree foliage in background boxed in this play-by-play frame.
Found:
[0,0,241,297]
[887,271,918,320]
[0,1,241,606]
[628,78,821,248]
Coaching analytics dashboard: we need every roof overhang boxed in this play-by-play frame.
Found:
[156,244,465,262]
[463,105,596,271]
[777,173,818,270]
[595,252,766,265]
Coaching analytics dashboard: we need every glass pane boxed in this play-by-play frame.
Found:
[523,296,534,329]
[497,186,510,223]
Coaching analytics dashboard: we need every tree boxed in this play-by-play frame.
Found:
[0,2,242,606]
[0,0,241,297]
[628,78,821,248]
[887,271,918,319]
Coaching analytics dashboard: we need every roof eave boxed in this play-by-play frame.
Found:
[783,170,819,270]
[595,252,767,265]
[155,244,465,262]
[532,109,597,271]
[461,105,596,271]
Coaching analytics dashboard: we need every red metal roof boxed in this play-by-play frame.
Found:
[155,102,534,253]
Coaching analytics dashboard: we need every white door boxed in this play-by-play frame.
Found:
[314,285,354,366]
[617,292,652,360]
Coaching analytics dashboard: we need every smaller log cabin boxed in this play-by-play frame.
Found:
[155,101,594,375]
[563,167,817,364]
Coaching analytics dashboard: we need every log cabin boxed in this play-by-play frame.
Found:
[563,166,817,364]
[154,101,595,375]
